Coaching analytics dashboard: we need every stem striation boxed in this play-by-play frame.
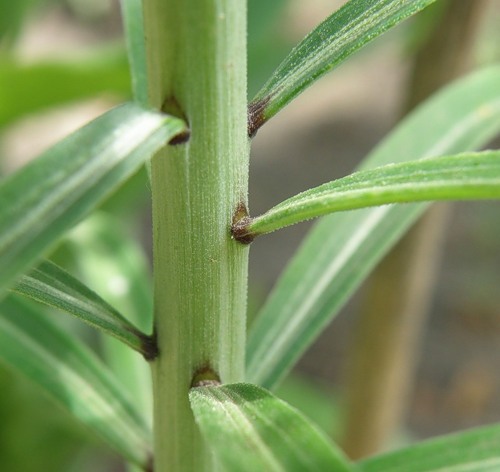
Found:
[143,1,249,470]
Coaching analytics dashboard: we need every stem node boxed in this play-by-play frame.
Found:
[140,330,159,361]
[248,96,271,138]
[162,95,191,145]
[231,202,256,244]
[191,364,222,388]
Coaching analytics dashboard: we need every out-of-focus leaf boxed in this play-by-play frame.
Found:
[241,151,500,237]
[0,0,33,44]
[248,0,289,42]
[247,0,291,96]
[359,423,500,471]
[249,0,436,134]
[0,296,151,467]
[11,260,153,357]
[0,365,86,472]
[66,213,154,420]
[120,0,148,106]
[0,102,186,299]
[0,52,130,127]
[190,382,353,472]
[246,66,500,390]
[275,375,341,438]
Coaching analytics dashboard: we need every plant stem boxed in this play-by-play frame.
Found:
[143,1,248,471]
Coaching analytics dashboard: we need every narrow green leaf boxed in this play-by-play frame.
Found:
[247,0,292,97]
[0,0,33,43]
[249,0,436,133]
[247,66,500,390]
[120,0,148,106]
[0,296,151,467]
[11,259,154,358]
[359,423,500,472]
[244,151,500,237]
[66,212,154,419]
[189,382,353,472]
[0,102,186,299]
[0,52,130,127]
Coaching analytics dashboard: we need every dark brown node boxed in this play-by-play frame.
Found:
[248,95,271,138]
[140,330,159,361]
[144,454,154,472]
[231,221,255,244]
[168,130,191,145]
[162,95,191,145]
[191,364,222,388]
[231,202,255,244]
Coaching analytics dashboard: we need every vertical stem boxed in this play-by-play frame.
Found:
[341,0,488,459]
[143,1,248,471]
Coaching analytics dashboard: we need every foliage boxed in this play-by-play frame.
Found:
[0,0,499,471]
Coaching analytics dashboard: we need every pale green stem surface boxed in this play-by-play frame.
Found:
[143,1,249,471]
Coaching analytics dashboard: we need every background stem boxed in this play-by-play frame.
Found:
[341,0,488,459]
[143,1,248,471]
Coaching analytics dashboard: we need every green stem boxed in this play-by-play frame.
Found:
[143,1,248,471]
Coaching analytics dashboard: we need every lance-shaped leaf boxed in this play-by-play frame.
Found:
[358,423,500,472]
[0,102,186,299]
[246,66,500,390]
[120,0,148,106]
[237,151,500,238]
[0,53,130,127]
[248,0,436,135]
[11,260,156,359]
[66,213,154,417]
[0,296,152,468]
[0,0,31,43]
[190,382,353,472]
